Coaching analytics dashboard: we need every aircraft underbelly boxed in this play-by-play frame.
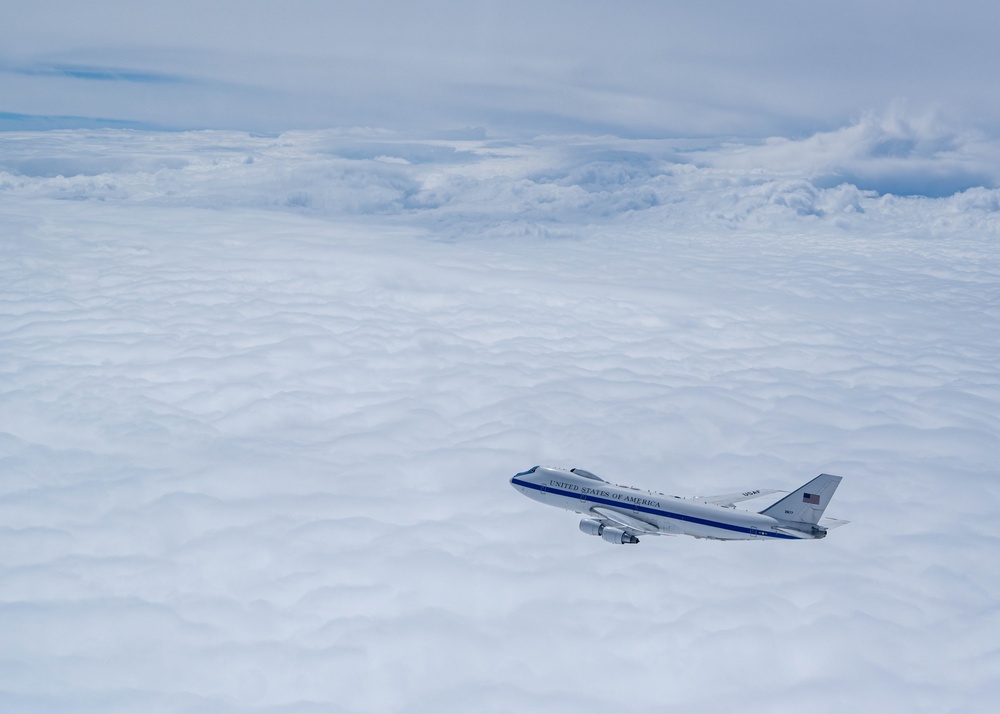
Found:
[681,519,754,540]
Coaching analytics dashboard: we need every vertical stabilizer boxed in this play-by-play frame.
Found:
[759,474,842,525]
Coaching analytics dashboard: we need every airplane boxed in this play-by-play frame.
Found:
[510,465,847,543]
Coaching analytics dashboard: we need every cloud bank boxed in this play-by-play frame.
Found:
[2,127,999,711]
[696,108,1000,197]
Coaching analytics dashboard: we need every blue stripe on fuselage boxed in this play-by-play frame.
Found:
[511,477,799,540]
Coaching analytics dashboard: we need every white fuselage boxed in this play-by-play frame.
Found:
[510,466,808,541]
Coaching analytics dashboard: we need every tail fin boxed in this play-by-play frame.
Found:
[759,473,842,525]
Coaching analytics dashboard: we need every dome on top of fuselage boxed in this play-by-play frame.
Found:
[570,468,606,482]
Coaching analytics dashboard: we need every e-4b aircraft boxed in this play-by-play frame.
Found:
[510,466,847,543]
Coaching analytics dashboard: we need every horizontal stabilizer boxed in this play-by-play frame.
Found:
[820,517,850,529]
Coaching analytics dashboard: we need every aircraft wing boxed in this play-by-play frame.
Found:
[689,488,784,508]
[590,506,667,535]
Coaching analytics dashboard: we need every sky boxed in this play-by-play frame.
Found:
[3,1,1000,140]
[2,3,1000,713]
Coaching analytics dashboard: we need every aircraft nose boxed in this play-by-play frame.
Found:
[510,465,540,489]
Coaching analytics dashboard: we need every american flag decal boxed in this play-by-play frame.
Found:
[803,492,820,505]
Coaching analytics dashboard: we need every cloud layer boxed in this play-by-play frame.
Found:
[2,128,999,711]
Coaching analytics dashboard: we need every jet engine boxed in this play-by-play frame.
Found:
[600,526,639,545]
[579,518,605,536]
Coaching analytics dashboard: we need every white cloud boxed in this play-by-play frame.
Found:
[695,107,1000,196]
[1,128,999,711]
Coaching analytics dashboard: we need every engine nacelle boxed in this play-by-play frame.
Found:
[600,526,639,545]
[579,518,604,536]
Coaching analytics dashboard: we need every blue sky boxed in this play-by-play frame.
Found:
[3,1,1000,139]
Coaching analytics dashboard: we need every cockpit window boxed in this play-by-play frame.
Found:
[515,466,540,477]
[570,468,605,482]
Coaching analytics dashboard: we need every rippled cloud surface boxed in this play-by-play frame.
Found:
[2,129,999,712]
